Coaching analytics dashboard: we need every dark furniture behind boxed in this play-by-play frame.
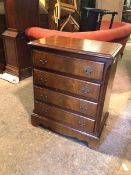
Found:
[39,1,49,29]
[29,36,121,149]
[80,8,118,32]
[39,14,49,29]
[2,0,39,80]
[80,0,96,9]
[48,0,96,31]
[0,2,6,73]
[48,0,57,29]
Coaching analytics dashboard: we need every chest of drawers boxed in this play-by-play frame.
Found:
[29,36,121,149]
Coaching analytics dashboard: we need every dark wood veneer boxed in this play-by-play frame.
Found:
[0,13,6,73]
[29,36,122,149]
[34,101,95,133]
[33,50,104,81]
[34,69,101,100]
[34,86,98,118]
[2,0,39,80]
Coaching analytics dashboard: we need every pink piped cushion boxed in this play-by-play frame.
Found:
[100,21,126,30]
[25,21,131,42]
[25,28,74,39]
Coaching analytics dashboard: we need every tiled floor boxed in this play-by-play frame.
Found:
[0,43,130,175]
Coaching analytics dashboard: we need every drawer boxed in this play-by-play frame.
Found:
[34,101,95,133]
[34,86,98,118]
[33,50,104,81]
[34,69,101,100]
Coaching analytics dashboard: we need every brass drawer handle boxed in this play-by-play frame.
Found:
[78,121,86,127]
[42,109,48,114]
[80,105,88,111]
[40,94,48,100]
[39,59,47,65]
[81,87,90,94]
[40,77,48,83]
[83,66,93,75]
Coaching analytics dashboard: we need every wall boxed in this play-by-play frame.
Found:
[127,0,131,6]
[96,0,124,21]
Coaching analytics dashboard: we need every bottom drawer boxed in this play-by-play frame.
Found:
[34,101,95,133]
[34,86,98,118]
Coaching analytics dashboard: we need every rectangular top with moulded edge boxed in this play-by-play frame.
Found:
[28,36,122,59]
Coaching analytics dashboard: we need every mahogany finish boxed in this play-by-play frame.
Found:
[34,86,98,118]
[2,0,39,80]
[4,0,38,32]
[34,101,95,133]
[34,69,100,100]
[29,36,122,148]
[0,12,6,73]
[33,50,104,81]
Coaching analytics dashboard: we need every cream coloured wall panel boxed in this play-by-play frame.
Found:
[96,0,124,21]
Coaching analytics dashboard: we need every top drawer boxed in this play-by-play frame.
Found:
[33,50,104,81]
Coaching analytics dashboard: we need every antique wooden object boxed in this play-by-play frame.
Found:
[48,0,79,31]
[48,0,57,29]
[29,36,121,148]
[54,0,77,20]
[80,8,118,32]
[80,0,96,9]
[54,0,79,31]
[39,1,49,29]
[39,14,49,29]
[2,0,39,80]
[0,2,6,73]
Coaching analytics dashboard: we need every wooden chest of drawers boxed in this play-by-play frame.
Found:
[29,36,121,148]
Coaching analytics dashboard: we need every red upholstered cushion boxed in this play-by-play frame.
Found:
[71,23,131,41]
[25,27,73,39]
[100,21,126,30]
[25,22,131,42]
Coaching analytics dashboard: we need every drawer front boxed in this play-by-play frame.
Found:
[34,101,95,133]
[34,69,101,100]
[34,86,98,118]
[33,50,104,81]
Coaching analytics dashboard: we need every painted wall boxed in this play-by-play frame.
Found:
[127,0,131,6]
[96,0,124,21]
